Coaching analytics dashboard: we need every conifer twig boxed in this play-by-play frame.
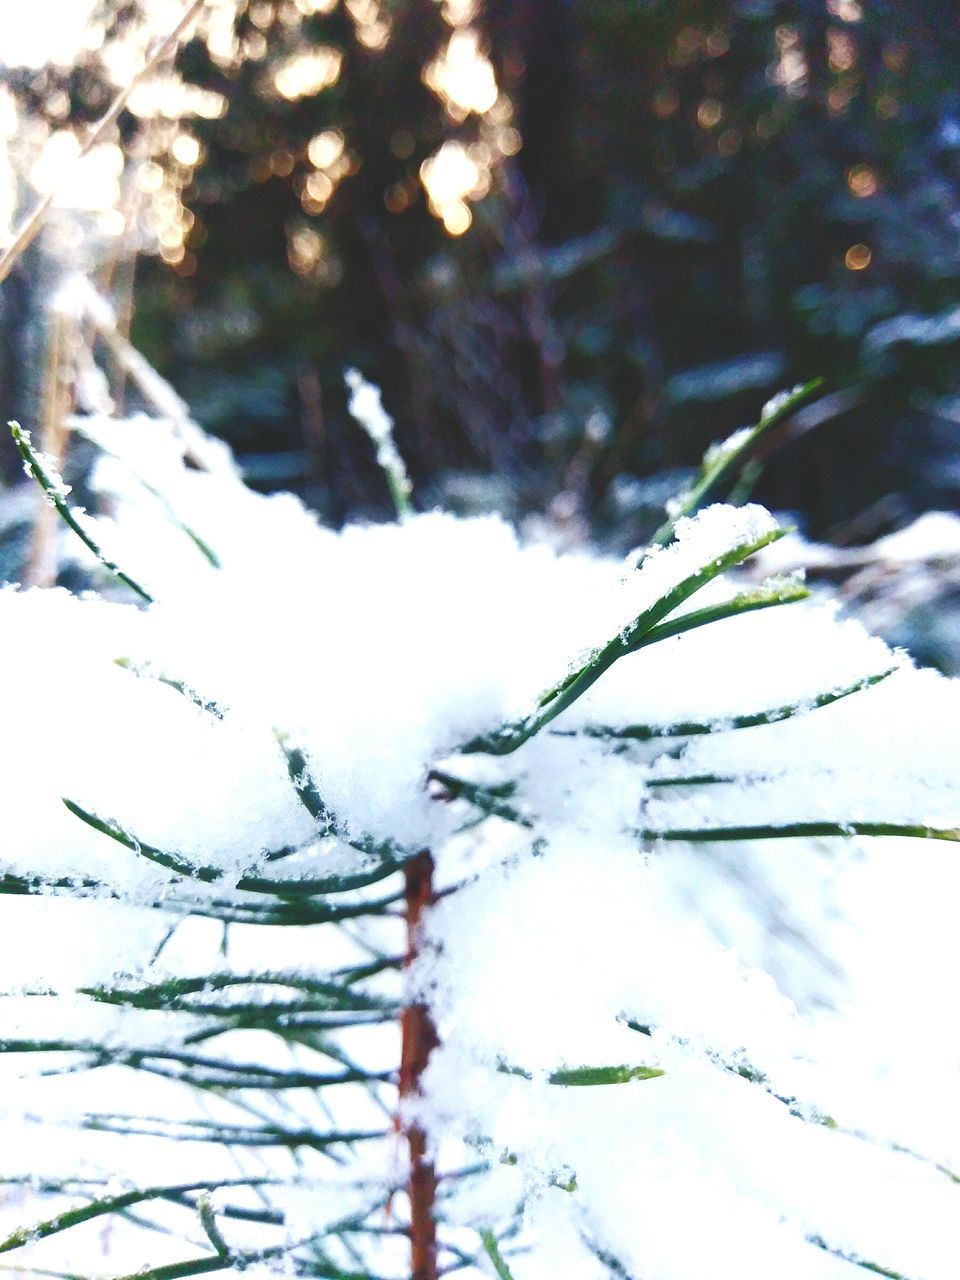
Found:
[479,1228,518,1280]
[11,422,154,601]
[641,820,960,843]
[648,378,824,548]
[559,667,897,741]
[462,525,792,755]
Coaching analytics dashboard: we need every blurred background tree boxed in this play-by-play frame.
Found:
[4,0,960,540]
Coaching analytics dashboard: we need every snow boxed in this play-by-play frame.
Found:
[420,828,960,1279]
[752,510,960,575]
[1,373,960,1280]
[346,368,413,513]
[624,501,779,607]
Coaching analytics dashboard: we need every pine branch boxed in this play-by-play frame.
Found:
[499,1062,664,1086]
[648,379,824,548]
[0,1179,280,1255]
[72,1114,388,1150]
[10,423,153,602]
[462,524,791,755]
[806,1237,909,1280]
[62,799,403,896]
[479,1229,518,1280]
[0,865,398,926]
[641,821,960,843]
[563,668,896,741]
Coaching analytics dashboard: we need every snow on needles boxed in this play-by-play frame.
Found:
[2,400,960,1280]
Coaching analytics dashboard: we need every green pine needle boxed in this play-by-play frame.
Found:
[499,1061,664,1086]
[648,378,824,548]
[569,667,897,742]
[463,524,792,755]
[479,1228,518,1280]
[10,421,154,603]
[642,821,960,844]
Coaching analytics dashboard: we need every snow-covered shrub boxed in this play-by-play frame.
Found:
[1,371,959,1280]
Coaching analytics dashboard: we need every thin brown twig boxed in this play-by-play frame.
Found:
[0,0,208,287]
[400,851,439,1280]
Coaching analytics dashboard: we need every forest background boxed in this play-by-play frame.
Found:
[3,0,960,651]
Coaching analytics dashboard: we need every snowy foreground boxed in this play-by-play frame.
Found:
[1,391,960,1280]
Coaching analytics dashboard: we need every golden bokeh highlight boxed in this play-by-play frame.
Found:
[307,131,345,171]
[346,0,391,52]
[0,0,522,268]
[424,29,499,120]
[846,164,878,198]
[272,47,342,100]
[420,140,491,235]
[845,243,872,270]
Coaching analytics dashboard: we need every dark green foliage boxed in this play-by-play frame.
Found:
[109,0,960,537]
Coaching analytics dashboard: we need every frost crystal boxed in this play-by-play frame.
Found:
[703,424,753,466]
[760,381,806,419]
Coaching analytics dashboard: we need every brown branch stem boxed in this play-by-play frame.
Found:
[400,850,439,1280]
